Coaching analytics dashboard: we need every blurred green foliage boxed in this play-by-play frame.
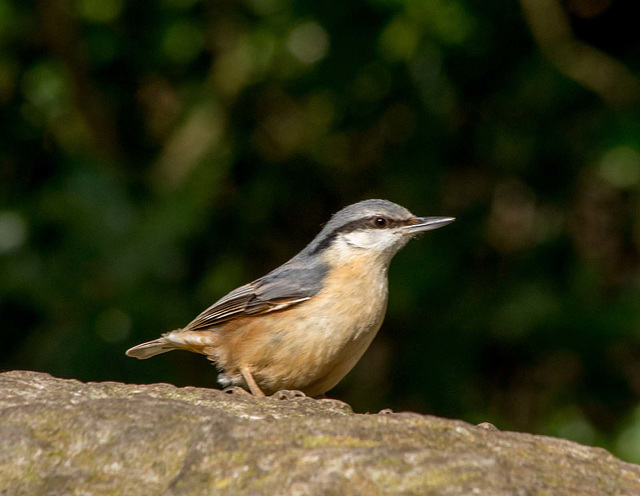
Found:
[1,0,640,462]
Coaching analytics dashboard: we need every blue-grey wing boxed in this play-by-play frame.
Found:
[185,259,327,332]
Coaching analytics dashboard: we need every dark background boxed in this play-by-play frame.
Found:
[2,0,640,462]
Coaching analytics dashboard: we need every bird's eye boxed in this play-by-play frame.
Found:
[374,217,387,228]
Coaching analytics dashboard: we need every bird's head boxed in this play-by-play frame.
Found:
[304,199,454,266]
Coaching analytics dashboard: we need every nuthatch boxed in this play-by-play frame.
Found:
[126,199,454,397]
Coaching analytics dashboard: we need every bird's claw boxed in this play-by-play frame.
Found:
[223,386,252,396]
[273,389,306,400]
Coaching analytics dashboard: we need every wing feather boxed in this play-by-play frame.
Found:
[184,259,327,332]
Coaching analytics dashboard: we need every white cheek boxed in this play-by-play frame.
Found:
[343,230,398,251]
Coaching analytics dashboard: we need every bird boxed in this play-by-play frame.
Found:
[126,199,454,398]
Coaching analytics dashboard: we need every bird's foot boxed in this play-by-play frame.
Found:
[273,389,306,400]
[223,386,252,396]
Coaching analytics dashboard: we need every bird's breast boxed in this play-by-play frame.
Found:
[308,254,390,342]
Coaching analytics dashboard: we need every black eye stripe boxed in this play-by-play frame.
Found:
[309,216,410,254]
[339,215,405,232]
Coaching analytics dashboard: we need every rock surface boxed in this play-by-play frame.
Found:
[1,370,639,495]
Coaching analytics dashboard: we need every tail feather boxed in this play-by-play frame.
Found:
[126,338,176,359]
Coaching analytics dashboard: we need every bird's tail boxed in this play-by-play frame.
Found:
[126,330,219,359]
[126,336,177,359]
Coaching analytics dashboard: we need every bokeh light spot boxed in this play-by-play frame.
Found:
[0,211,27,254]
[379,15,419,61]
[287,22,329,64]
[599,145,640,189]
[21,61,69,120]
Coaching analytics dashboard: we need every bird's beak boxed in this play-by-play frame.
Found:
[402,216,455,235]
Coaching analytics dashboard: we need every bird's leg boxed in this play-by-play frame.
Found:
[240,366,266,397]
[239,366,305,399]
